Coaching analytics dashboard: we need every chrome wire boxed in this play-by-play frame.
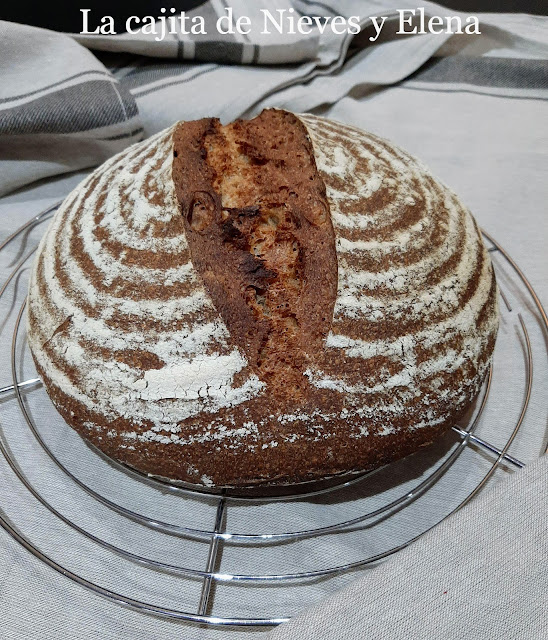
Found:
[12,300,491,544]
[0,200,59,253]
[9,296,491,558]
[451,427,524,469]
[456,313,533,510]
[8,266,491,544]
[0,213,545,626]
[198,496,227,615]
[0,378,41,395]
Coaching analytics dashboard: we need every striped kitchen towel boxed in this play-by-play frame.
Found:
[1,0,547,196]
[0,21,142,195]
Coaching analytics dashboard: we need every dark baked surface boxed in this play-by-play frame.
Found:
[173,111,339,406]
[26,109,499,487]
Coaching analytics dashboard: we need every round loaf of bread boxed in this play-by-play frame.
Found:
[27,109,498,488]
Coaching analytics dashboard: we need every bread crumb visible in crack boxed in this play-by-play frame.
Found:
[204,120,312,399]
[172,109,338,405]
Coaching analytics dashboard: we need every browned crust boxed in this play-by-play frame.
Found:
[35,357,468,487]
[28,108,498,488]
[172,110,338,404]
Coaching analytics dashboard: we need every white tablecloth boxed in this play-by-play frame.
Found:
[0,3,546,638]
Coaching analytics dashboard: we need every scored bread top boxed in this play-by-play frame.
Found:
[27,109,498,487]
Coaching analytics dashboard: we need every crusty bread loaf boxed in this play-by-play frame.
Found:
[26,109,498,488]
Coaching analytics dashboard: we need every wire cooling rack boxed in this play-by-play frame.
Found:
[0,202,546,627]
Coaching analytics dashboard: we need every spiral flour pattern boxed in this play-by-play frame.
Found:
[27,110,498,487]
[299,114,498,435]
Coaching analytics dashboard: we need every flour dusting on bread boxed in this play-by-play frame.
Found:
[27,109,498,487]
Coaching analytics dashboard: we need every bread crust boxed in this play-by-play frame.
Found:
[172,110,338,404]
[26,110,499,488]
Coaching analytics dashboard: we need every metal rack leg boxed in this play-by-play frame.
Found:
[197,495,227,616]
[0,378,41,395]
[452,426,525,468]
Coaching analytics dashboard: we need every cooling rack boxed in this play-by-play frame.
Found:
[0,202,546,627]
